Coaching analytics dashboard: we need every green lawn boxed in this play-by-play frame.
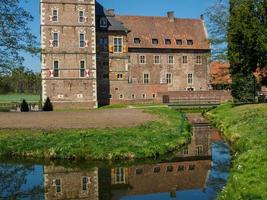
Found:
[206,103,267,200]
[0,107,191,161]
[0,94,40,103]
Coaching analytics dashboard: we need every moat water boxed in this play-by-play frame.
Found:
[0,123,231,200]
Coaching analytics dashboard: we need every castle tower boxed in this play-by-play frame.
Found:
[40,0,97,109]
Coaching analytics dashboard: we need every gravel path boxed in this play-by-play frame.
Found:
[0,109,157,129]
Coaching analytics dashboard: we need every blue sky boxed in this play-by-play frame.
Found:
[22,0,216,72]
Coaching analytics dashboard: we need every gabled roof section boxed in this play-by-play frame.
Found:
[95,2,128,32]
[115,15,211,50]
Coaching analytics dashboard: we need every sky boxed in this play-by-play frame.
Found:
[22,0,216,72]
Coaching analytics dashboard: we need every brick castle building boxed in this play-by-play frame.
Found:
[41,0,211,109]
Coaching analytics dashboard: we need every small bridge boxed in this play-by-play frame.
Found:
[165,97,221,109]
[158,90,232,109]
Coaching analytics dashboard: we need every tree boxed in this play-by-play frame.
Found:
[0,0,39,74]
[43,97,53,111]
[228,0,267,102]
[205,0,229,61]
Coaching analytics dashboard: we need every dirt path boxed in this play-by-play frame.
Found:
[0,109,157,129]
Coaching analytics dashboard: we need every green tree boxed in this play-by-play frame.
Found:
[228,0,267,102]
[0,0,39,74]
[205,0,229,61]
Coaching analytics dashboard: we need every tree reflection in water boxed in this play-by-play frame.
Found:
[0,164,44,200]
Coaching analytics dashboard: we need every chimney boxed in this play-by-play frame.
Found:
[200,14,204,20]
[167,11,174,22]
[107,9,115,17]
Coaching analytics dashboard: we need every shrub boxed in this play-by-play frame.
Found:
[20,99,29,112]
[43,97,53,111]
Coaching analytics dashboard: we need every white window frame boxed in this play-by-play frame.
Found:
[115,168,126,184]
[54,178,62,193]
[53,32,59,48]
[168,55,174,64]
[143,73,150,84]
[79,32,86,48]
[52,8,58,22]
[196,55,202,64]
[113,37,123,53]
[166,73,172,85]
[119,94,124,99]
[78,10,85,23]
[81,176,90,192]
[139,55,146,64]
[187,73,193,85]
[117,73,123,80]
[80,60,86,78]
[154,55,161,64]
[53,60,59,78]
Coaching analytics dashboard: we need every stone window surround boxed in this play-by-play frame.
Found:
[154,55,161,64]
[52,30,59,48]
[53,60,60,78]
[51,7,59,22]
[166,73,172,85]
[113,36,123,53]
[80,59,86,78]
[78,8,85,23]
[187,73,193,85]
[168,55,174,64]
[143,72,150,84]
[139,55,146,64]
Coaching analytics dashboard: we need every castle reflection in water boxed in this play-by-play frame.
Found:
[44,125,219,200]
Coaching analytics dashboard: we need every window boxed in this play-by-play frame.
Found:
[142,94,146,99]
[135,168,143,175]
[166,166,173,172]
[100,37,108,51]
[117,73,123,80]
[143,73,150,84]
[82,177,89,191]
[177,165,185,172]
[182,56,188,64]
[52,9,58,22]
[187,39,193,45]
[183,147,188,155]
[114,37,123,53]
[189,164,195,171]
[188,73,193,84]
[55,179,61,193]
[115,168,125,184]
[154,166,160,173]
[152,39,158,45]
[134,38,141,44]
[119,94,124,99]
[128,56,131,64]
[166,73,172,84]
[53,61,59,77]
[154,55,160,64]
[196,56,202,64]
[176,39,182,45]
[100,17,108,27]
[80,33,85,48]
[196,145,203,155]
[53,32,59,47]
[168,56,174,64]
[79,10,84,23]
[139,55,146,64]
[152,94,156,98]
[165,39,171,45]
[80,60,85,77]
[131,94,136,99]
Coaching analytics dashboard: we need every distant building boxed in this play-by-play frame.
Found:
[41,0,211,109]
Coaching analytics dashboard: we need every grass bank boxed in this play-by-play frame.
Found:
[0,94,40,103]
[0,107,191,161]
[205,103,267,200]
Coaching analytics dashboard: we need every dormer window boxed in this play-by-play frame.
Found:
[100,17,108,28]
[165,39,171,45]
[152,39,158,45]
[134,38,141,44]
[187,39,193,45]
[176,39,182,45]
